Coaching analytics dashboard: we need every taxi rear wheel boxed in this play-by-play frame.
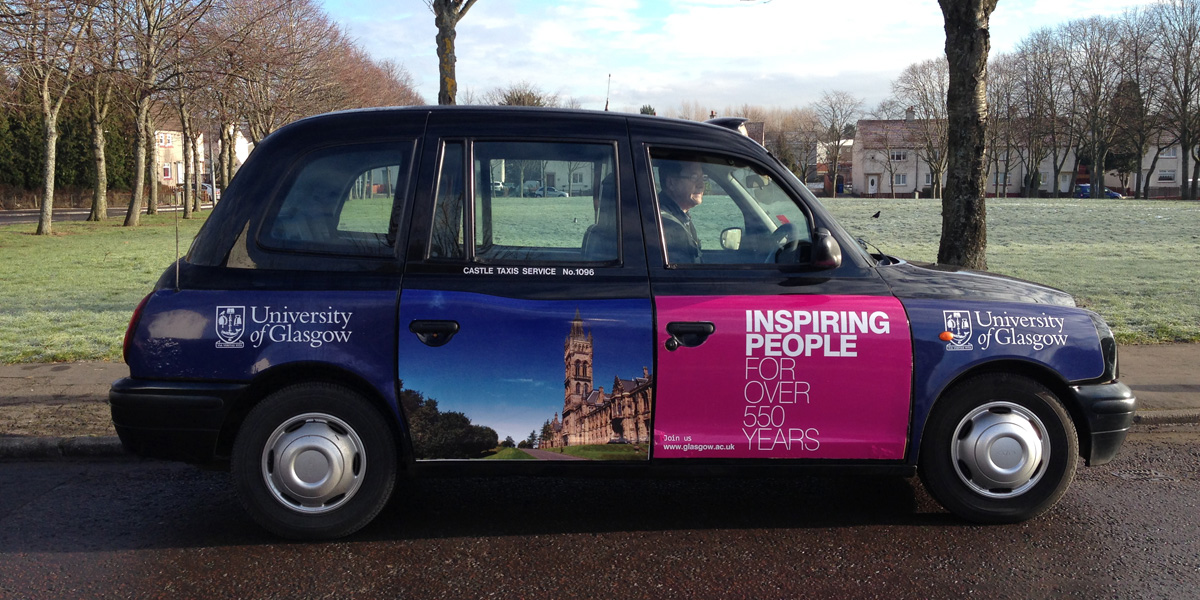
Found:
[918,373,1078,524]
[232,383,396,539]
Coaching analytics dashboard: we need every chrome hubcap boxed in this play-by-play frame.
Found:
[261,413,365,513]
[951,401,1049,498]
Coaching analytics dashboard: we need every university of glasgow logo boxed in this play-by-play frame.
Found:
[942,310,973,351]
[215,306,246,348]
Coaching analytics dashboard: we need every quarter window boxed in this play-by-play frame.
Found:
[261,144,411,257]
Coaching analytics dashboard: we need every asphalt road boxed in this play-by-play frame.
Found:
[0,203,210,226]
[1,425,1197,599]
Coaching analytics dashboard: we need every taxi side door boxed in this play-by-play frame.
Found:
[395,111,657,462]
[632,127,914,462]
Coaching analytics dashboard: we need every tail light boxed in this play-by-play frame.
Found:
[123,293,152,364]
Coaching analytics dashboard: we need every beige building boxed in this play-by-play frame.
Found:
[540,310,653,448]
[153,129,207,190]
[854,117,1190,198]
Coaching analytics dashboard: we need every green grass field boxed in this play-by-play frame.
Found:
[1,196,1196,364]
[481,447,538,460]
[535,444,649,460]
[0,214,209,363]
[822,197,1200,344]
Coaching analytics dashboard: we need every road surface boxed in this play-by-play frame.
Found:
[0,425,1196,598]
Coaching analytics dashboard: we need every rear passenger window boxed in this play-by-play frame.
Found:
[430,140,619,264]
[261,144,411,257]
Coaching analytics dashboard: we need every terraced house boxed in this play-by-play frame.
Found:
[853,112,1190,199]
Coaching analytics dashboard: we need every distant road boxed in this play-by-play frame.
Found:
[0,203,212,226]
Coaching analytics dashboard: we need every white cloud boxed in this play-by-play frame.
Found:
[323,0,1159,112]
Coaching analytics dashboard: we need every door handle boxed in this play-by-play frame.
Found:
[665,321,715,351]
[409,320,459,347]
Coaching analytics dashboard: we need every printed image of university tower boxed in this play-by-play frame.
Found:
[540,310,653,448]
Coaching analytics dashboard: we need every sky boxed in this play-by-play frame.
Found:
[319,0,1152,115]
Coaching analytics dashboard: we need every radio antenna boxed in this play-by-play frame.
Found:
[604,74,611,111]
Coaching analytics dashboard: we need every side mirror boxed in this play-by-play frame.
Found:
[812,227,842,270]
[720,227,743,250]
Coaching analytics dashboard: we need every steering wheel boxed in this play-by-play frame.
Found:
[763,222,801,263]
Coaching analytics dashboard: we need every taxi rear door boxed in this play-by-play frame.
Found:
[395,111,657,462]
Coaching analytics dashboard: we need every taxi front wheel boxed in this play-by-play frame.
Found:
[918,373,1078,523]
[232,383,397,539]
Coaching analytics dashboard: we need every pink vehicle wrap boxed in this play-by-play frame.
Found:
[653,295,913,460]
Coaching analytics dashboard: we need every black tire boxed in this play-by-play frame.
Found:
[918,373,1078,524]
[232,383,397,539]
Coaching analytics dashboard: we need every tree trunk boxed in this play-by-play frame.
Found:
[147,117,158,215]
[220,122,236,189]
[193,145,202,212]
[1191,151,1200,198]
[1181,134,1193,200]
[937,0,997,270]
[182,132,193,219]
[36,117,59,236]
[180,105,193,219]
[1143,151,1161,199]
[125,100,150,227]
[435,11,458,105]
[88,110,107,221]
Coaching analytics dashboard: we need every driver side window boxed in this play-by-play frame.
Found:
[650,150,811,266]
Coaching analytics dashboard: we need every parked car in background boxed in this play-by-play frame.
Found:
[112,106,1135,540]
[533,186,569,197]
[1076,184,1123,199]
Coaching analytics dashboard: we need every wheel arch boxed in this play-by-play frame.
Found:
[215,362,407,463]
[914,358,1092,463]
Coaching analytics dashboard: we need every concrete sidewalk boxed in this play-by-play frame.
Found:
[1,345,1198,459]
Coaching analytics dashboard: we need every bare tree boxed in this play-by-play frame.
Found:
[428,0,480,106]
[487,81,560,106]
[668,100,711,122]
[1113,7,1165,199]
[760,106,819,180]
[812,90,863,198]
[1064,16,1123,198]
[80,0,125,222]
[892,58,950,198]
[120,0,214,227]
[937,0,997,270]
[235,0,343,143]
[1016,27,1075,197]
[986,52,1019,198]
[1154,0,1200,199]
[788,108,823,185]
[0,0,97,235]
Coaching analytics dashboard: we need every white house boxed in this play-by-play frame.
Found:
[853,117,1189,198]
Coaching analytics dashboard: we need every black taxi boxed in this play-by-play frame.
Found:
[112,107,1136,539]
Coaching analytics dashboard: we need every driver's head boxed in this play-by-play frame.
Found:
[660,160,706,213]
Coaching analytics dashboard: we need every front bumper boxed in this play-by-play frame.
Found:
[109,378,247,463]
[1072,380,1137,466]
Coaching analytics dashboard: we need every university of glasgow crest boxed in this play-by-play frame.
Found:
[942,310,973,351]
[215,306,246,348]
